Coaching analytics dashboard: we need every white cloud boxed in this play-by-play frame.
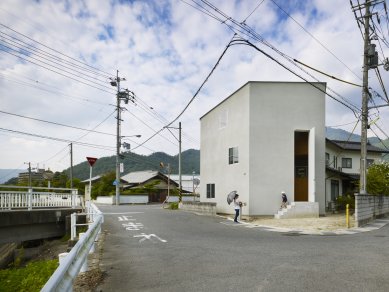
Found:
[0,0,388,173]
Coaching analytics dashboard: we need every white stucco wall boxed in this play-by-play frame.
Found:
[249,82,326,215]
[200,82,326,216]
[200,84,250,215]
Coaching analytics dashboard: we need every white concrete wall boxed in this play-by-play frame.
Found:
[249,82,326,215]
[200,84,250,215]
[95,196,114,204]
[166,195,196,202]
[200,82,326,216]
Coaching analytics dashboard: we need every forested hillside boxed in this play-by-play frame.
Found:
[67,149,200,180]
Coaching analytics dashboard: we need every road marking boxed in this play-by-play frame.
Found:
[133,233,167,243]
[101,212,144,215]
[122,222,144,230]
[118,215,136,221]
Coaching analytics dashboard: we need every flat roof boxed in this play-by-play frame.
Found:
[199,81,326,120]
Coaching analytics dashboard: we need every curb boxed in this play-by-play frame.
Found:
[221,217,389,236]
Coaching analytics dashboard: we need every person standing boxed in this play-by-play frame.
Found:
[281,191,288,209]
[233,194,242,223]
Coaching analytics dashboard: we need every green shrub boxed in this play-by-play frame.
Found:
[169,202,179,210]
[336,194,355,210]
[0,259,58,292]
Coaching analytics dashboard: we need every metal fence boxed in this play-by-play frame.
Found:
[0,185,81,210]
[41,202,103,292]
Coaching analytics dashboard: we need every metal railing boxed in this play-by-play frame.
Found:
[41,202,103,292]
[0,185,81,210]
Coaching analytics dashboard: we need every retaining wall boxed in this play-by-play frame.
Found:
[355,194,389,227]
[181,202,217,216]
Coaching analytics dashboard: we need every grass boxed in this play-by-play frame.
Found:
[0,259,58,292]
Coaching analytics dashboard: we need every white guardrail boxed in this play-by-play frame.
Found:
[42,202,103,292]
[0,186,81,210]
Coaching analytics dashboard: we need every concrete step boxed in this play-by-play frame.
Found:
[274,202,319,219]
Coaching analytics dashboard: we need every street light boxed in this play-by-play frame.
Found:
[121,135,142,151]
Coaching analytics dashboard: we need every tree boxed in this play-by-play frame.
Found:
[66,178,84,195]
[366,162,389,195]
[91,171,116,199]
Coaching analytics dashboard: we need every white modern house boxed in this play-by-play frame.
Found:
[325,139,389,205]
[200,81,326,216]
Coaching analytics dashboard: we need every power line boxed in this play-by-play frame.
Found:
[0,127,115,151]
[0,31,111,83]
[0,109,117,137]
[0,46,115,94]
[131,35,235,151]
[0,23,114,78]
[293,59,362,87]
[242,0,266,23]
[0,43,115,94]
[269,0,362,81]
[0,72,112,107]
[187,0,362,114]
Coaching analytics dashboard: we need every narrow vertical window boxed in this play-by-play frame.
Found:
[228,147,239,164]
[206,183,215,198]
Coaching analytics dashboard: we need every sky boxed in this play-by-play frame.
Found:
[0,0,388,176]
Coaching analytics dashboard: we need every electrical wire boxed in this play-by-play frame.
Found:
[0,43,115,94]
[0,23,114,79]
[293,59,362,87]
[131,34,236,152]
[270,0,362,81]
[0,127,115,151]
[0,110,117,137]
[0,46,115,94]
[186,0,362,114]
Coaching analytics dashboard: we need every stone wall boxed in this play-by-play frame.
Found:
[181,202,217,216]
[355,194,389,227]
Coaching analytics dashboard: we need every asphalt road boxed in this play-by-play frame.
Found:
[96,204,389,292]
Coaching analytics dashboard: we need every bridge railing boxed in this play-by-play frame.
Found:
[41,203,103,292]
[0,185,81,210]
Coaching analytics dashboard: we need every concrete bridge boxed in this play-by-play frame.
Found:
[0,186,83,244]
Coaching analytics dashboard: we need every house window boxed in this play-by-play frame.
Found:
[325,153,330,166]
[367,159,374,168]
[342,158,352,168]
[206,183,215,198]
[331,180,339,201]
[228,147,239,164]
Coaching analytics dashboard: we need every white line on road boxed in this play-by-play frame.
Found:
[133,233,167,243]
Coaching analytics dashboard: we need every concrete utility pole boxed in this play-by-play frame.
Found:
[110,70,133,206]
[70,143,73,189]
[115,70,122,206]
[27,162,31,187]
[360,0,371,194]
[165,122,182,202]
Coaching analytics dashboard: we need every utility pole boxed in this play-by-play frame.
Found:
[165,122,182,203]
[27,162,31,187]
[70,143,73,189]
[360,0,371,194]
[352,0,389,194]
[115,70,122,206]
[110,70,133,206]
